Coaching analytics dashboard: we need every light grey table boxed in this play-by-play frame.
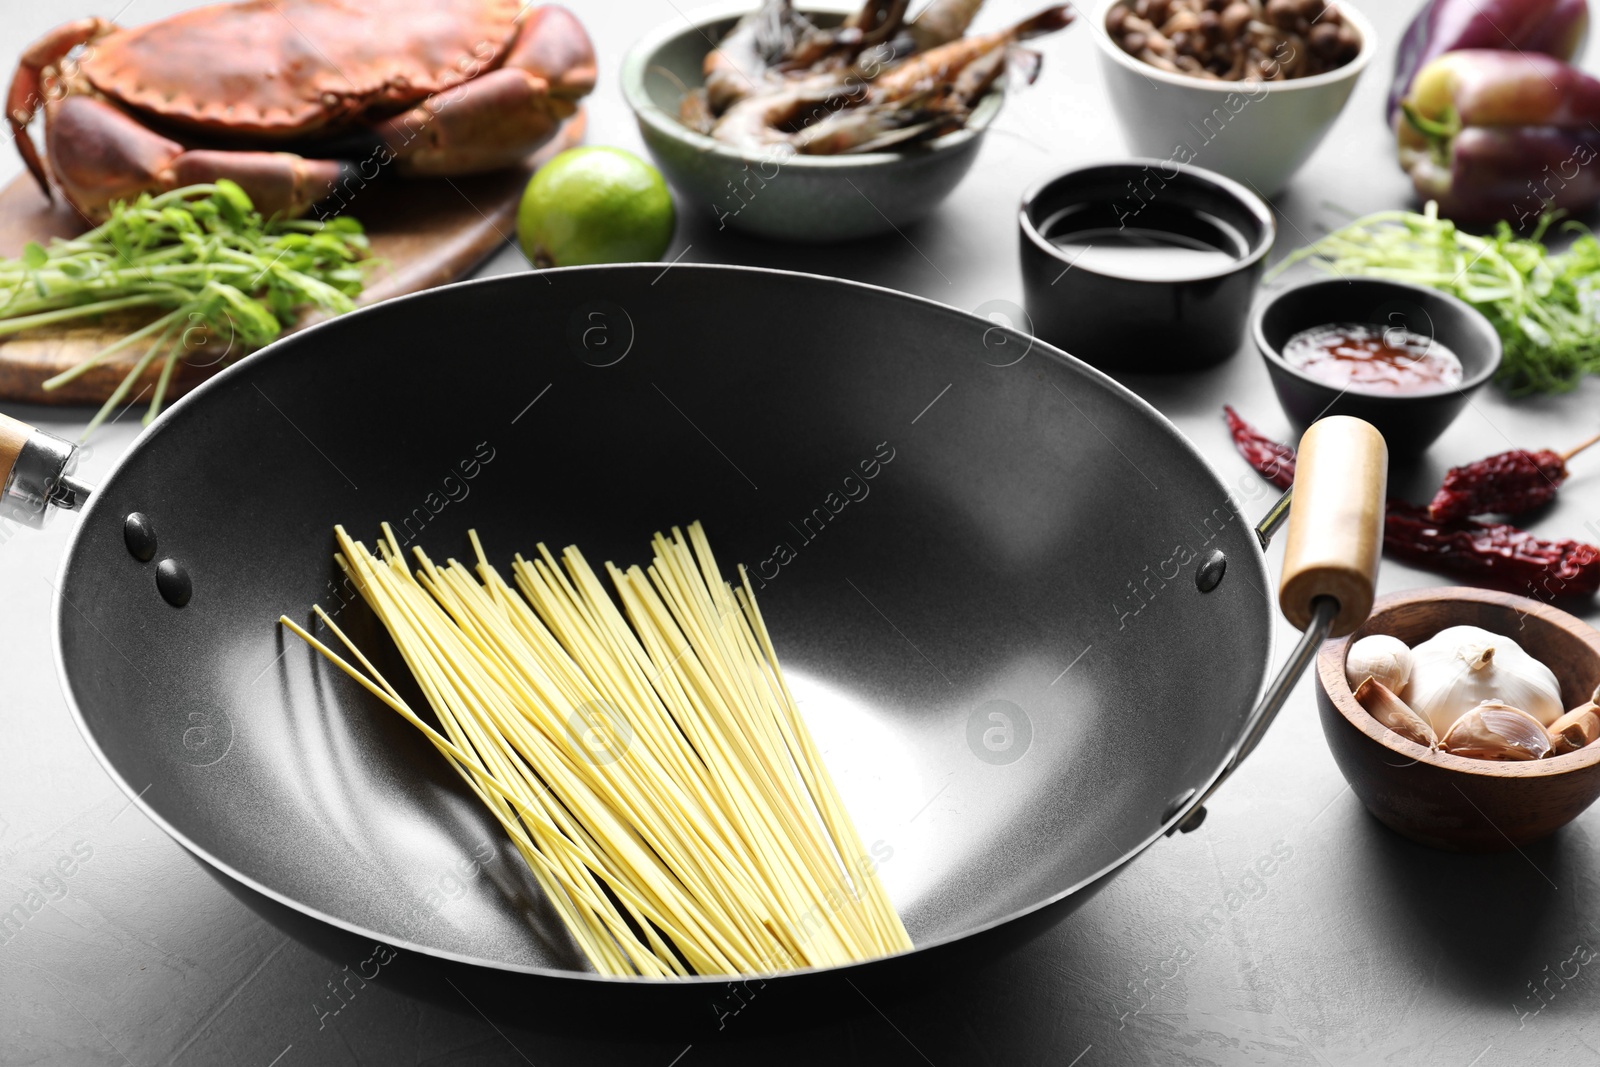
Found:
[3,2,1599,1064]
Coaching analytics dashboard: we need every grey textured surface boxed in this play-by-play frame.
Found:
[3,2,1600,1066]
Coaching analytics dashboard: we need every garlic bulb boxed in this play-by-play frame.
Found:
[1354,676,1436,748]
[1345,634,1413,694]
[1440,701,1552,761]
[1403,626,1563,734]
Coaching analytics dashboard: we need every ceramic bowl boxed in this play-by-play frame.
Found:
[621,0,1001,242]
[1316,587,1600,852]
[1253,277,1502,454]
[1019,160,1274,372]
[1090,0,1375,197]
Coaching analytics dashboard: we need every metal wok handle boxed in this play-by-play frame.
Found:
[0,412,93,528]
[1172,416,1387,834]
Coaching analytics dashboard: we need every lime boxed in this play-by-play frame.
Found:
[517,147,676,268]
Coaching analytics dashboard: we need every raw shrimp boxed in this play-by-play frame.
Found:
[679,87,719,133]
[841,0,913,46]
[710,76,866,147]
[793,87,963,153]
[704,0,911,110]
[947,42,1009,103]
[703,0,809,112]
[872,4,1072,99]
[775,0,912,74]
[693,0,1075,153]
[906,0,987,51]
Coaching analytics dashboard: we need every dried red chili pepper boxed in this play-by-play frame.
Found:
[1426,431,1599,522]
[1387,502,1600,598]
[1222,407,1600,599]
[1223,405,1296,490]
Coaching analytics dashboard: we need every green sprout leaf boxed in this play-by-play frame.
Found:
[0,183,370,434]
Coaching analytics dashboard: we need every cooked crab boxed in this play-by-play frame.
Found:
[6,0,595,220]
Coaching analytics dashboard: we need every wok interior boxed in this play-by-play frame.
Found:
[59,266,1273,974]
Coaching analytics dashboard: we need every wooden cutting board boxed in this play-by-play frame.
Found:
[0,108,585,406]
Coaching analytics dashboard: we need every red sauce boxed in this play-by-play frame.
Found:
[1282,322,1463,394]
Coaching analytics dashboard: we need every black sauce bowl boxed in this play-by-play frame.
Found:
[1019,161,1274,373]
[1253,278,1503,455]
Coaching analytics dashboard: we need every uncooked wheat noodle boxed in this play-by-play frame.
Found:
[278,520,910,977]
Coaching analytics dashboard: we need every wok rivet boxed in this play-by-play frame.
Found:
[156,558,192,608]
[124,512,157,562]
[1195,549,1227,593]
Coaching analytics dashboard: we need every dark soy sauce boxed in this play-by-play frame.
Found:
[1038,200,1250,282]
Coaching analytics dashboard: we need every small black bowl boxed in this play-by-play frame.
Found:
[1253,278,1502,455]
[1019,160,1274,373]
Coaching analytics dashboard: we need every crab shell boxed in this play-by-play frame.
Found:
[78,0,589,138]
[9,0,595,218]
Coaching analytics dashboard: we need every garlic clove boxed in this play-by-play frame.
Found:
[1345,634,1413,695]
[1354,676,1437,749]
[1440,701,1552,761]
[1550,683,1600,754]
[1548,705,1600,756]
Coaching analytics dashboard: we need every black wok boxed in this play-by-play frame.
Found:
[1,265,1385,1029]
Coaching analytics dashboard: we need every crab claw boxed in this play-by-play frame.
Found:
[378,69,574,177]
[507,6,598,103]
[378,5,596,177]
[48,95,346,220]
[169,150,349,220]
[6,17,117,200]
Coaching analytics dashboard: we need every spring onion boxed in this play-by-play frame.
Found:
[0,181,368,435]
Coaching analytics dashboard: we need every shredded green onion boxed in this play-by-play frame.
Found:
[0,180,368,436]
[1271,201,1600,396]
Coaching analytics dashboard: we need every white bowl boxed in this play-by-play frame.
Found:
[1090,0,1374,198]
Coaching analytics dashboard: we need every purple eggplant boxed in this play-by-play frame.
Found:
[1387,0,1590,126]
[1397,50,1600,223]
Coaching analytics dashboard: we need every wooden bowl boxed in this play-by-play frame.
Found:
[1315,587,1600,852]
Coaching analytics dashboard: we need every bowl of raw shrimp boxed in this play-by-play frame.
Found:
[622,0,1068,242]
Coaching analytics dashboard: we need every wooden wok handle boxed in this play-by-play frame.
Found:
[0,412,30,491]
[1278,416,1387,638]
